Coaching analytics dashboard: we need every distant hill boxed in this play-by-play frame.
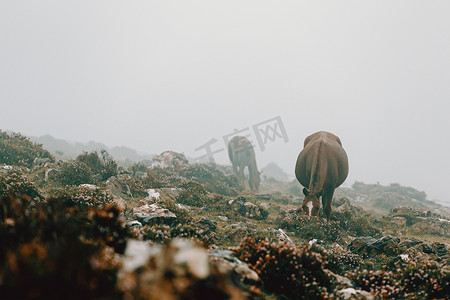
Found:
[261,162,290,182]
[334,181,450,217]
[287,180,450,217]
[30,134,154,167]
[0,131,54,167]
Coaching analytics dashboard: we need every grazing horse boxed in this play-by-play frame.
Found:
[228,136,260,192]
[295,131,348,220]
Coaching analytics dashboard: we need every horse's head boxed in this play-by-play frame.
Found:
[302,188,322,216]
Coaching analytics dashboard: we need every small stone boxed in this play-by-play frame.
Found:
[217,216,228,222]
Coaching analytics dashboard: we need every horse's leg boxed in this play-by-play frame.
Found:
[322,188,334,221]
[238,165,246,188]
[232,163,238,177]
[248,172,254,191]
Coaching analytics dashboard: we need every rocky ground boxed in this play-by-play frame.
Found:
[1,133,449,299]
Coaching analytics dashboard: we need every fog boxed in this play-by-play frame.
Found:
[1,1,449,203]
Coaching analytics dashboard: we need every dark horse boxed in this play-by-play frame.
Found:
[295,131,349,220]
[228,136,260,192]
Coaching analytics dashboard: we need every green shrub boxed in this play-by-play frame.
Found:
[127,161,148,174]
[0,170,42,201]
[176,180,208,207]
[0,131,54,168]
[179,163,241,196]
[325,248,362,274]
[141,223,216,246]
[331,211,381,237]
[107,174,148,199]
[348,269,400,298]
[56,160,93,185]
[145,167,181,188]
[401,261,450,298]
[54,151,118,186]
[76,150,118,181]
[278,210,342,243]
[233,237,331,299]
[0,192,130,299]
[53,185,114,208]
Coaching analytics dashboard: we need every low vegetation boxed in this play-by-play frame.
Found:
[1,131,449,299]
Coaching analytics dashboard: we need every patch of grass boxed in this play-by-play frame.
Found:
[277,210,342,243]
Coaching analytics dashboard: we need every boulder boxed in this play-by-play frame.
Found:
[228,198,267,220]
[151,151,189,170]
[395,240,449,265]
[389,206,444,225]
[434,243,448,258]
[334,197,364,214]
[401,245,434,265]
[197,217,217,231]
[348,236,400,257]
[131,203,177,225]
[209,249,259,283]
[399,239,423,250]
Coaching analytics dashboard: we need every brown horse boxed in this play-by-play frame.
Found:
[228,136,260,192]
[295,131,349,220]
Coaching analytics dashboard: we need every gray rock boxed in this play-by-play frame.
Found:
[348,236,400,256]
[217,216,228,222]
[209,250,259,282]
[197,217,217,231]
[132,203,177,225]
[228,198,266,220]
[151,151,189,170]
[334,197,364,214]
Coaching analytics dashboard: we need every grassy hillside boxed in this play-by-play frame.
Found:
[1,131,449,299]
[30,134,154,167]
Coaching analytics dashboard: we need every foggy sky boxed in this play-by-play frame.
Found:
[1,1,450,203]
